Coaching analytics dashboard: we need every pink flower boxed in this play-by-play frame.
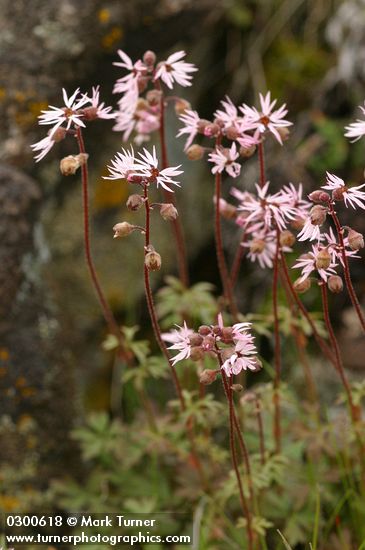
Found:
[345,104,365,142]
[293,244,338,283]
[177,109,201,150]
[214,96,241,129]
[238,181,298,231]
[154,51,197,89]
[104,146,137,180]
[243,231,278,269]
[38,88,89,134]
[240,91,292,145]
[298,219,322,242]
[31,135,56,163]
[113,110,136,141]
[322,227,360,266]
[221,322,258,376]
[162,322,193,365]
[113,50,147,107]
[84,86,115,120]
[322,172,365,210]
[208,143,241,178]
[133,146,183,192]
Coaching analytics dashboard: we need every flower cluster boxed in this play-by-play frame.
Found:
[31,87,114,162]
[178,92,292,178]
[162,315,261,377]
[113,49,197,144]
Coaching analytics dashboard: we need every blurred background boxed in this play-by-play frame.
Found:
[1,0,365,531]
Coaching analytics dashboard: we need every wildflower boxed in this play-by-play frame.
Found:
[177,109,201,150]
[154,50,197,89]
[240,91,292,145]
[208,143,241,178]
[31,134,57,163]
[83,86,115,120]
[214,96,241,130]
[298,219,322,242]
[104,146,137,180]
[38,88,89,133]
[322,227,360,265]
[322,172,365,209]
[293,245,338,283]
[162,322,194,366]
[221,322,258,376]
[344,103,365,142]
[113,50,147,110]
[133,146,183,192]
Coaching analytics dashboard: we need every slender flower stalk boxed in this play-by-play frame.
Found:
[272,231,282,454]
[155,82,190,287]
[221,371,254,550]
[328,202,365,334]
[230,229,247,288]
[258,141,266,189]
[280,254,336,366]
[255,395,266,465]
[75,128,124,344]
[214,141,239,319]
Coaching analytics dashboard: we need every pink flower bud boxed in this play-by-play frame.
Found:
[59,153,88,176]
[186,144,204,160]
[231,384,243,392]
[293,277,311,293]
[332,187,346,202]
[239,145,256,158]
[310,205,327,226]
[279,230,295,247]
[113,222,135,238]
[308,190,330,203]
[146,89,162,106]
[225,126,240,140]
[174,98,191,116]
[315,248,331,270]
[198,325,211,336]
[277,127,290,142]
[160,203,178,221]
[199,369,218,385]
[143,50,156,67]
[328,275,343,293]
[348,228,364,250]
[145,249,162,271]
[189,333,204,346]
[126,194,144,211]
[203,122,220,137]
[190,346,205,361]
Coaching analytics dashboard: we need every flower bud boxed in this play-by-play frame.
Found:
[315,248,331,270]
[291,216,305,230]
[203,123,220,137]
[126,194,144,211]
[189,333,204,347]
[348,229,364,250]
[225,126,240,140]
[197,119,211,133]
[308,190,330,203]
[60,153,88,176]
[280,230,296,247]
[202,335,215,349]
[82,106,99,121]
[143,50,156,67]
[198,325,211,336]
[174,98,191,116]
[310,205,327,226]
[190,346,205,361]
[332,187,346,201]
[145,249,162,271]
[186,144,204,160]
[127,174,143,184]
[293,277,311,293]
[231,384,243,393]
[146,89,162,106]
[250,238,265,254]
[113,222,135,238]
[277,127,290,142]
[221,327,234,343]
[160,203,178,221]
[239,145,256,158]
[50,127,67,142]
[220,200,237,220]
[199,369,218,385]
[328,275,343,294]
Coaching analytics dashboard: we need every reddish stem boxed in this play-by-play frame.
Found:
[329,203,365,334]
[157,90,189,287]
[255,396,266,465]
[214,167,239,320]
[258,141,266,188]
[75,128,122,341]
[221,373,254,549]
[272,231,282,454]
[230,229,247,288]
[280,253,336,366]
